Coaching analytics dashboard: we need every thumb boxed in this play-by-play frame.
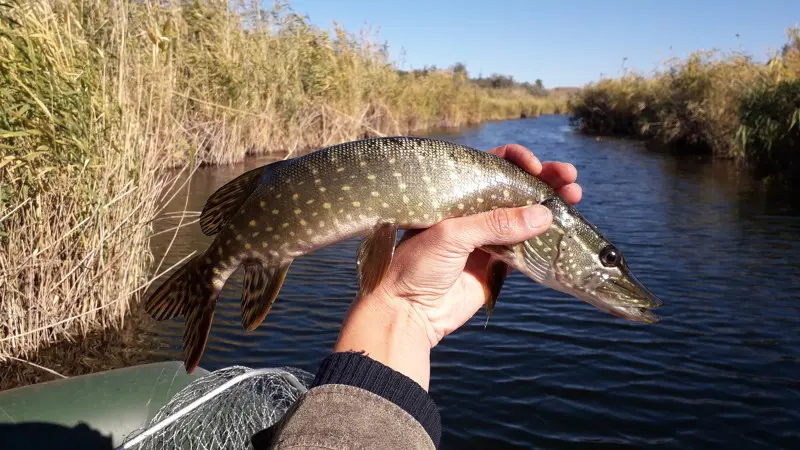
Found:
[428,204,553,256]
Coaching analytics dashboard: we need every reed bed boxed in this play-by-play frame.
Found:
[0,0,191,373]
[0,0,565,386]
[568,27,800,182]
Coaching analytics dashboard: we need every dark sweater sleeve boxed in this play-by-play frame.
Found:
[311,351,442,448]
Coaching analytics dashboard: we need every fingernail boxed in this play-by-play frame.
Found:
[523,204,552,228]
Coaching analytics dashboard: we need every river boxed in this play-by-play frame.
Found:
[148,115,800,449]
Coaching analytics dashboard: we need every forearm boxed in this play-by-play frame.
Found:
[252,378,438,449]
[334,291,434,390]
[253,345,442,449]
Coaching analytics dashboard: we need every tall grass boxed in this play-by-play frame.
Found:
[0,0,564,378]
[737,79,800,179]
[121,0,563,166]
[0,0,184,365]
[569,27,800,180]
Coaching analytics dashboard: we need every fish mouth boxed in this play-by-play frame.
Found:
[602,303,661,324]
[579,270,663,324]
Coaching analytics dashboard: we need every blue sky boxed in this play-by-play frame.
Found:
[286,0,799,88]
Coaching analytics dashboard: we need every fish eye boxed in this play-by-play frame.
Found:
[598,245,620,267]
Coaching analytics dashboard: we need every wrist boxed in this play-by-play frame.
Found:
[334,290,434,390]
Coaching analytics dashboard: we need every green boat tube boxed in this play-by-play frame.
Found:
[0,361,209,450]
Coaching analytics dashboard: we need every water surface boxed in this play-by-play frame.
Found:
[149,116,800,449]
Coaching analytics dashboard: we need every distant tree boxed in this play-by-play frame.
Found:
[463,70,554,96]
[419,64,438,76]
[451,62,468,78]
[487,73,514,88]
[397,64,440,77]
[780,27,800,57]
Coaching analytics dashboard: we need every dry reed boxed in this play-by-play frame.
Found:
[568,27,800,182]
[1,0,206,373]
[1,0,567,388]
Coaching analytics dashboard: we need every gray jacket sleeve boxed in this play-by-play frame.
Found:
[255,384,436,450]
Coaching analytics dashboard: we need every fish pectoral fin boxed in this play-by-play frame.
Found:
[200,160,287,236]
[356,223,399,297]
[480,244,516,263]
[483,233,558,285]
[241,260,293,331]
[483,256,510,328]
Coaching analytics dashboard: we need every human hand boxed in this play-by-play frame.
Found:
[334,144,582,389]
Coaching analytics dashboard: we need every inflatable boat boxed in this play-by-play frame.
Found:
[0,361,209,449]
[0,361,310,450]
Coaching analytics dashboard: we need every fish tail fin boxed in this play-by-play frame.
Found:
[240,259,293,331]
[182,294,217,374]
[145,250,234,373]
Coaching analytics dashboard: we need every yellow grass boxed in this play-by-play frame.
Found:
[0,0,566,378]
[569,27,800,181]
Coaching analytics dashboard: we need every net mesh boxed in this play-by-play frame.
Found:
[119,366,314,450]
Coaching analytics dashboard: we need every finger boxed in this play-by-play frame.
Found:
[490,148,580,203]
[488,144,542,176]
[539,161,578,190]
[557,183,582,205]
[460,250,498,308]
[423,204,553,257]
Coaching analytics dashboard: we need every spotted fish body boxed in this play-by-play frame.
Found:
[146,137,662,372]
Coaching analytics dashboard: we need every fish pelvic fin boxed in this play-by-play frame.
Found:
[199,160,287,236]
[144,250,234,373]
[483,256,510,328]
[241,260,293,331]
[356,223,398,297]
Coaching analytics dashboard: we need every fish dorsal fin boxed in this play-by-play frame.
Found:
[240,260,293,331]
[199,160,286,236]
[356,223,398,297]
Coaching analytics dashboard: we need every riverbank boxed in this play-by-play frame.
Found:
[0,0,568,389]
[568,27,800,184]
[0,308,168,391]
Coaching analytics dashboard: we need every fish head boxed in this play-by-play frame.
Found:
[518,197,662,324]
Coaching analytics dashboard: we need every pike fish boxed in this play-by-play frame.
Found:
[146,137,662,372]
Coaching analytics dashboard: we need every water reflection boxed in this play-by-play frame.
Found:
[147,115,800,449]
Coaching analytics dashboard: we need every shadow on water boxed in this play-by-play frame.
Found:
[147,116,800,449]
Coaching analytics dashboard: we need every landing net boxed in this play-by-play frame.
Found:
[118,366,313,450]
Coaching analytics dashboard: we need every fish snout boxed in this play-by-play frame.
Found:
[610,270,663,323]
[583,268,663,324]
